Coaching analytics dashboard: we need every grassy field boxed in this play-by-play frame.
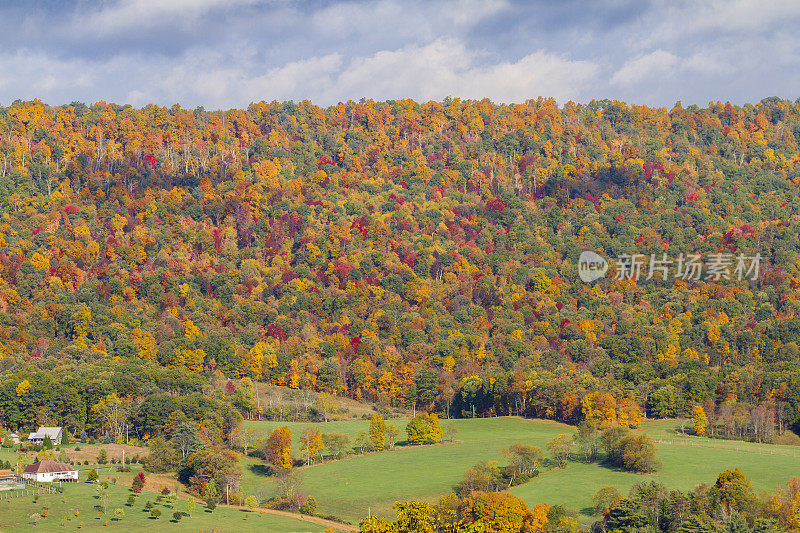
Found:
[241,417,800,525]
[0,446,17,465]
[241,417,570,522]
[0,482,335,532]
[5,417,799,528]
[511,418,800,520]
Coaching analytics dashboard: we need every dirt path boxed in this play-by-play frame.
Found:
[218,503,357,532]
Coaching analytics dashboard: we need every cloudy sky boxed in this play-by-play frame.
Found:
[1,0,798,109]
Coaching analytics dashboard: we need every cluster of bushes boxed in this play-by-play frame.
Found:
[600,427,661,473]
[597,469,799,531]
[539,421,661,475]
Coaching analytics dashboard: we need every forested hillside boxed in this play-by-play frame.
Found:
[1,96,800,439]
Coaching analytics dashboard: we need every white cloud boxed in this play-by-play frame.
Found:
[0,49,95,95]
[310,1,419,40]
[2,1,798,108]
[236,54,345,103]
[683,50,734,75]
[324,39,598,104]
[15,38,591,108]
[634,0,800,50]
[309,0,508,44]
[108,38,597,107]
[611,49,679,86]
[462,50,599,103]
[446,0,509,29]
[683,0,800,34]
[79,0,259,36]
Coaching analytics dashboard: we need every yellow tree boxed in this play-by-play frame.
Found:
[241,341,277,379]
[299,426,324,465]
[74,303,93,339]
[582,392,617,426]
[617,397,643,428]
[525,503,551,533]
[130,328,156,361]
[368,415,387,450]
[265,426,293,471]
[175,348,205,373]
[15,379,30,397]
[405,413,442,445]
[91,393,131,439]
[693,405,708,436]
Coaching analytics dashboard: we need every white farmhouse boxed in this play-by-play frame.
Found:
[27,427,63,445]
[22,460,77,482]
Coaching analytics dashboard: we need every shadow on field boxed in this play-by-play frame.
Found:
[249,463,272,477]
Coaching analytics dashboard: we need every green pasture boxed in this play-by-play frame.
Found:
[242,417,800,524]
[0,482,332,532]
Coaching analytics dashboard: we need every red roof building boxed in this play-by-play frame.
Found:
[22,460,77,482]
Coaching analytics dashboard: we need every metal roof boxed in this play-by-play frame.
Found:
[23,460,74,474]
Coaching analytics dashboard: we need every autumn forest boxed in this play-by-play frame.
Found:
[3,97,800,530]
[0,97,799,433]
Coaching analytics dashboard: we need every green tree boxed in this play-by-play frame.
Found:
[712,468,756,513]
[600,425,630,465]
[178,449,240,496]
[648,385,684,418]
[619,435,661,473]
[600,427,660,473]
[354,431,374,454]
[393,501,436,533]
[507,443,544,476]
[322,433,350,459]
[547,434,573,468]
[143,436,178,472]
[244,495,258,509]
[204,483,218,511]
[605,498,650,531]
[573,419,599,463]
[455,461,503,495]
[592,485,623,515]
[173,421,202,459]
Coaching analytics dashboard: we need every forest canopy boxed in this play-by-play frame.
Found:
[1,96,800,438]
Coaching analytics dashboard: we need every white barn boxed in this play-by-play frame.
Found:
[22,460,77,482]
